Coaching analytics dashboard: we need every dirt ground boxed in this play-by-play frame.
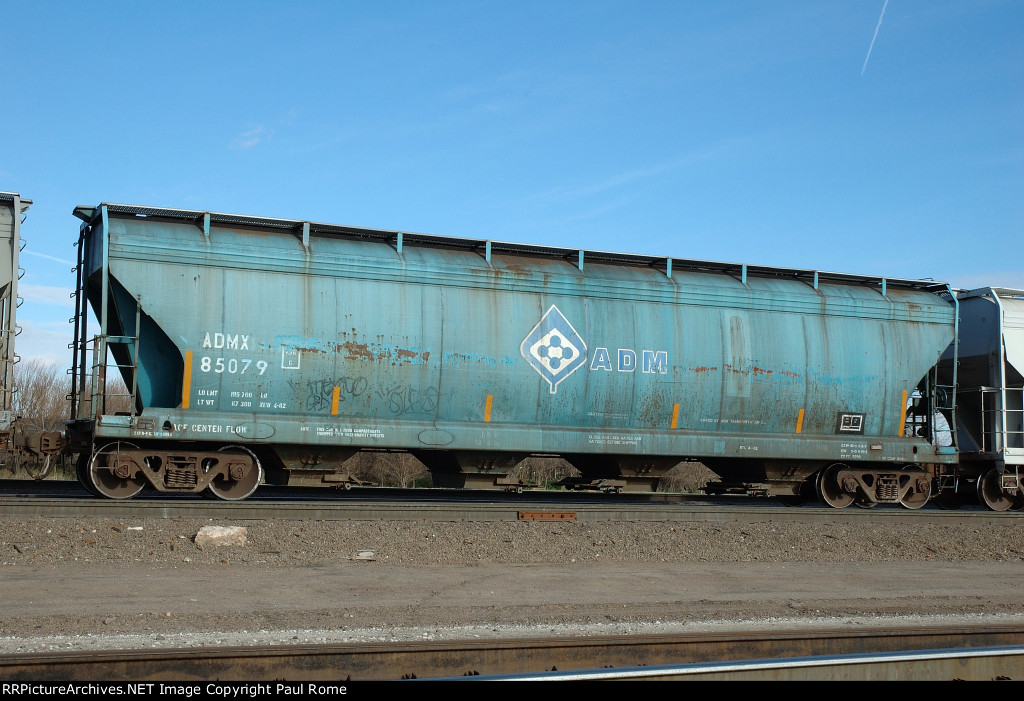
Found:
[1,514,1023,653]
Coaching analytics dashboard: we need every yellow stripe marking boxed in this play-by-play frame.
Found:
[484,394,493,422]
[331,386,341,415]
[795,408,805,434]
[181,350,193,409]
[670,403,680,429]
[897,389,908,436]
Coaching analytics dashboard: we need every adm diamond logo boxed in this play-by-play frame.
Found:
[520,305,588,394]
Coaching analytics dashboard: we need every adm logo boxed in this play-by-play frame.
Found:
[521,306,670,395]
[520,305,588,394]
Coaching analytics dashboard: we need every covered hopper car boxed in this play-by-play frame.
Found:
[4,193,1023,509]
[0,192,62,471]
[64,200,965,507]
[938,287,1024,510]
[0,192,27,444]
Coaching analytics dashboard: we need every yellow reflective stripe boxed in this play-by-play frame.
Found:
[795,408,805,434]
[670,403,680,429]
[331,386,341,415]
[484,394,493,422]
[897,389,908,436]
[181,351,193,409]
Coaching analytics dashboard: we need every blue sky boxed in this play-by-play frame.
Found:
[2,0,1021,364]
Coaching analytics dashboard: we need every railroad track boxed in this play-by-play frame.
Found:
[1,625,1021,681]
[483,646,1024,681]
[0,479,1015,524]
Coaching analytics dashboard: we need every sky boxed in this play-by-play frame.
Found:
[1,0,1021,365]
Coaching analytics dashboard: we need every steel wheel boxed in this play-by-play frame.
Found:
[76,453,101,496]
[977,468,1015,512]
[899,469,932,510]
[206,445,263,501]
[816,463,854,508]
[88,442,146,500]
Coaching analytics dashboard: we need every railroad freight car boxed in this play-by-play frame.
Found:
[66,202,959,507]
[938,287,1024,510]
[0,192,62,474]
[0,192,27,440]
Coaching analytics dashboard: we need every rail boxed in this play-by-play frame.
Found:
[1,626,1021,681]
[477,645,1024,681]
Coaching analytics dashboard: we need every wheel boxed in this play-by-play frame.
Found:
[816,463,854,508]
[977,468,1015,512]
[88,442,146,499]
[899,469,931,510]
[206,445,263,501]
[76,452,101,496]
[1011,495,1024,512]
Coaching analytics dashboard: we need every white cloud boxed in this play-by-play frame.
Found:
[949,271,1024,292]
[507,138,751,211]
[231,125,269,150]
[18,284,75,308]
[11,320,73,367]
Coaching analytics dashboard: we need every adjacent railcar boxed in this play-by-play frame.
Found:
[0,192,61,472]
[67,202,958,505]
[939,287,1024,510]
[0,192,28,438]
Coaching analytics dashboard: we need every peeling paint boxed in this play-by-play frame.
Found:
[340,341,375,362]
[338,341,430,365]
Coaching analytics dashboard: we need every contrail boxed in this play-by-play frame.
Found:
[22,250,74,266]
[861,0,889,76]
